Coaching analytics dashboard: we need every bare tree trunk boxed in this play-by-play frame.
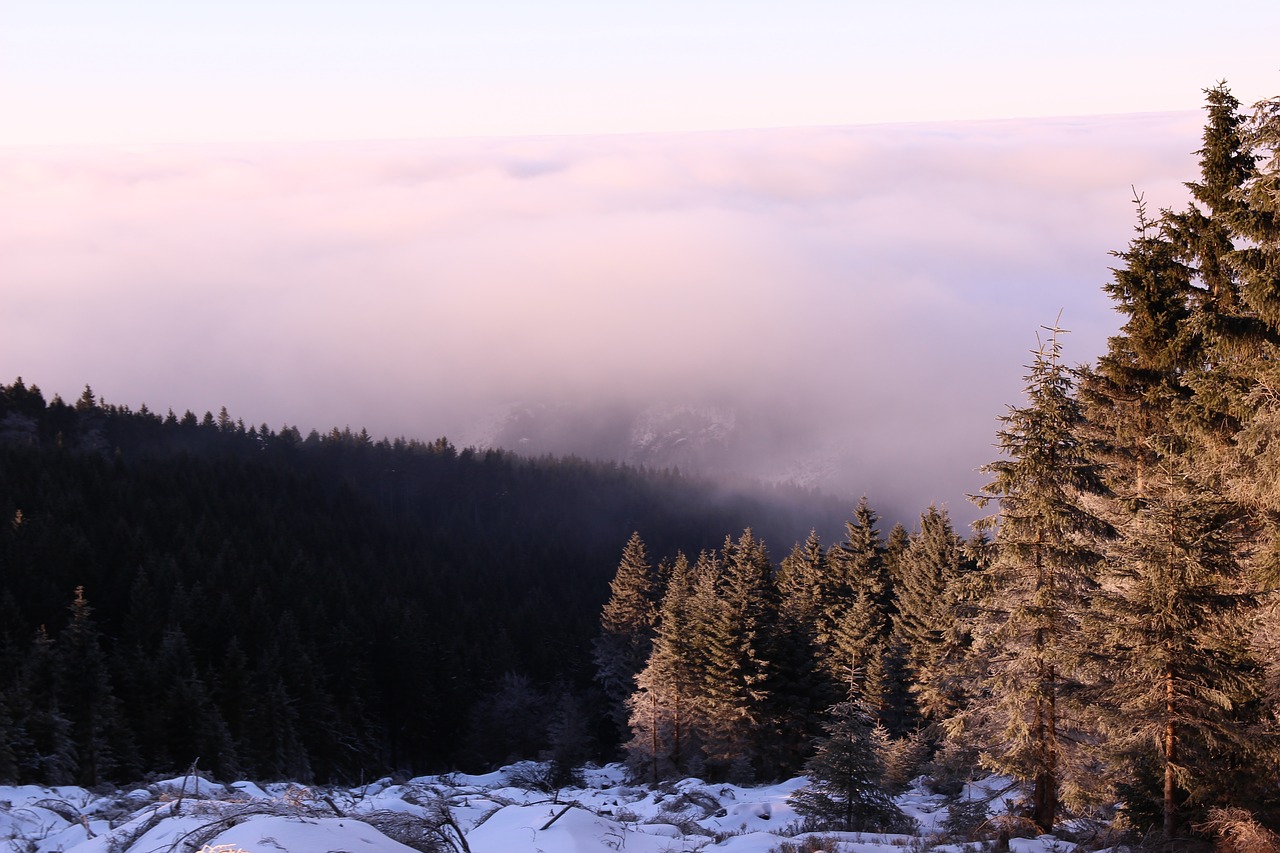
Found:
[1031,534,1058,834]
[1164,666,1177,845]
[672,689,681,772]
[1033,664,1059,833]
[650,692,659,785]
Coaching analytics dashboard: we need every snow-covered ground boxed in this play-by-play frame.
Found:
[0,764,1099,853]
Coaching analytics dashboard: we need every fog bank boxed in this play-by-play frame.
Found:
[0,111,1204,527]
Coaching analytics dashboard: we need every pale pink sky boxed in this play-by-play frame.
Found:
[3,2,1276,144]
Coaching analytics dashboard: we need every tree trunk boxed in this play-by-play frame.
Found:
[672,689,681,772]
[650,692,659,785]
[1033,664,1059,833]
[1163,666,1177,844]
[1030,532,1058,834]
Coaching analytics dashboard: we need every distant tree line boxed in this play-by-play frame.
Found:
[597,84,1280,844]
[0,379,847,786]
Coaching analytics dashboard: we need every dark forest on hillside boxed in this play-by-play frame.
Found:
[0,383,848,784]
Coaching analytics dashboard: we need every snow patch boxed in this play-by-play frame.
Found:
[0,764,1103,853]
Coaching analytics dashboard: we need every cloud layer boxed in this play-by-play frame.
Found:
[0,111,1205,526]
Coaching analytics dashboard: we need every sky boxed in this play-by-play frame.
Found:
[2,2,1278,527]
[2,1,1279,144]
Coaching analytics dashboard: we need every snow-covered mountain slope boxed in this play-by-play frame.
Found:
[0,763,1106,853]
[460,399,847,490]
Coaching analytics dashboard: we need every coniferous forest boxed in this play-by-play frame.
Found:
[0,383,847,784]
[3,83,1280,846]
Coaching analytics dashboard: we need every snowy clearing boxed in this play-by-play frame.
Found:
[0,763,1115,853]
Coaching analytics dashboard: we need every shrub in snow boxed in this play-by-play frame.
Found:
[767,837,844,853]
[871,725,928,795]
[942,796,988,841]
[1199,807,1280,853]
[361,802,472,853]
[787,700,914,834]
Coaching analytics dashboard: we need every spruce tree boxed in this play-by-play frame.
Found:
[594,532,659,731]
[626,552,704,781]
[777,530,828,636]
[56,587,130,786]
[151,627,239,780]
[878,521,916,735]
[1227,92,1280,330]
[789,700,911,833]
[892,506,978,728]
[1206,91,1280,578]
[1078,193,1194,491]
[17,627,76,785]
[1080,162,1269,839]
[1168,83,1254,323]
[774,533,838,770]
[544,685,593,788]
[1087,449,1260,840]
[826,499,893,712]
[0,694,22,782]
[884,522,911,585]
[247,655,312,781]
[971,324,1106,832]
[1229,99,1280,782]
[698,530,778,782]
[1165,83,1262,478]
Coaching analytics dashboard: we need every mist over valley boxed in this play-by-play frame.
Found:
[1,112,1206,528]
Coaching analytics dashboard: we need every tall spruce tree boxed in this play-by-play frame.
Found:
[1168,83,1254,323]
[826,499,894,713]
[56,587,131,786]
[1087,450,1260,840]
[1165,83,1263,473]
[1230,99,1280,778]
[1078,192,1194,484]
[971,324,1107,832]
[683,531,780,782]
[1081,166,1268,839]
[626,552,704,782]
[1208,91,1280,581]
[1228,92,1280,330]
[892,506,978,729]
[777,530,829,642]
[594,532,659,731]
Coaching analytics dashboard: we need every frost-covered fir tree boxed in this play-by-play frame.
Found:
[777,530,829,642]
[594,532,659,730]
[1080,167,1269,839]
[1088,452,1260,839]
[696,530,778,782]
[971,324,1107,832]
[892,506,978,728]
[626,552,705,782]
[826,499,894,714]
[14,627,75,785]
